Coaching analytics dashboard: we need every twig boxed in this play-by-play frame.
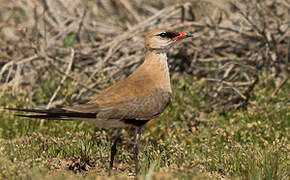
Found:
[266,76,289,103]
[205,78,247,100]
[0,61,14,83]
[50,62,99,94]
[46,48,75,109]
[119,0,141,22]
[76,5,88,43]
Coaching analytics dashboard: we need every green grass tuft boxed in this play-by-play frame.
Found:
[0,73,289,179]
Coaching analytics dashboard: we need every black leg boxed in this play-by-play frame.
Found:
[134,126,142,176]
[109,128,121,171]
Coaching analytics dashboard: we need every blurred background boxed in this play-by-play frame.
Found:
[0,0,289,179]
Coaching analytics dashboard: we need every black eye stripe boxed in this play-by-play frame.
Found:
[158,32,179,39]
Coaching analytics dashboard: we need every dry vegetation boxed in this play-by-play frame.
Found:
[0,0,289,179]
[0,0,287,110]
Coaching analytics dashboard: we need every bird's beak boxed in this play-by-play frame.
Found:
[173,32,193,41]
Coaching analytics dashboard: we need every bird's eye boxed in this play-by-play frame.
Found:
[158,33,167,38]
[157,32,179,39]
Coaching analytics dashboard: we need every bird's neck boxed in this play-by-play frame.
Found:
[145,50,168,67]
[142,50,171,92]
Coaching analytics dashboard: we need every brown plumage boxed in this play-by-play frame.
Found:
[6,29,193,175]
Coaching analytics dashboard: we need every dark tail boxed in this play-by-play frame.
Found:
[4,108,96,120]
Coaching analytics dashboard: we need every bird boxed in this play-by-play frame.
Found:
[6,29,193,175]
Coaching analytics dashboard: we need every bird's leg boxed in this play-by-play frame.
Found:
[134,126,143,176]
[109,128,122,171]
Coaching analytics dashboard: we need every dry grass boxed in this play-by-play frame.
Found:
[0,0,288,109]
[0,0,289,179]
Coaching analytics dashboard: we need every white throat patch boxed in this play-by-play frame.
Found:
[157,53,168,68]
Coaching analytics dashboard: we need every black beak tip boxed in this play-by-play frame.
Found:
[186,34,193,38]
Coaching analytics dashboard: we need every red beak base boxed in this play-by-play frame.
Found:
[173,32,192,41]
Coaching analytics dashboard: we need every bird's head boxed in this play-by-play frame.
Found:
[145,29,193,52]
